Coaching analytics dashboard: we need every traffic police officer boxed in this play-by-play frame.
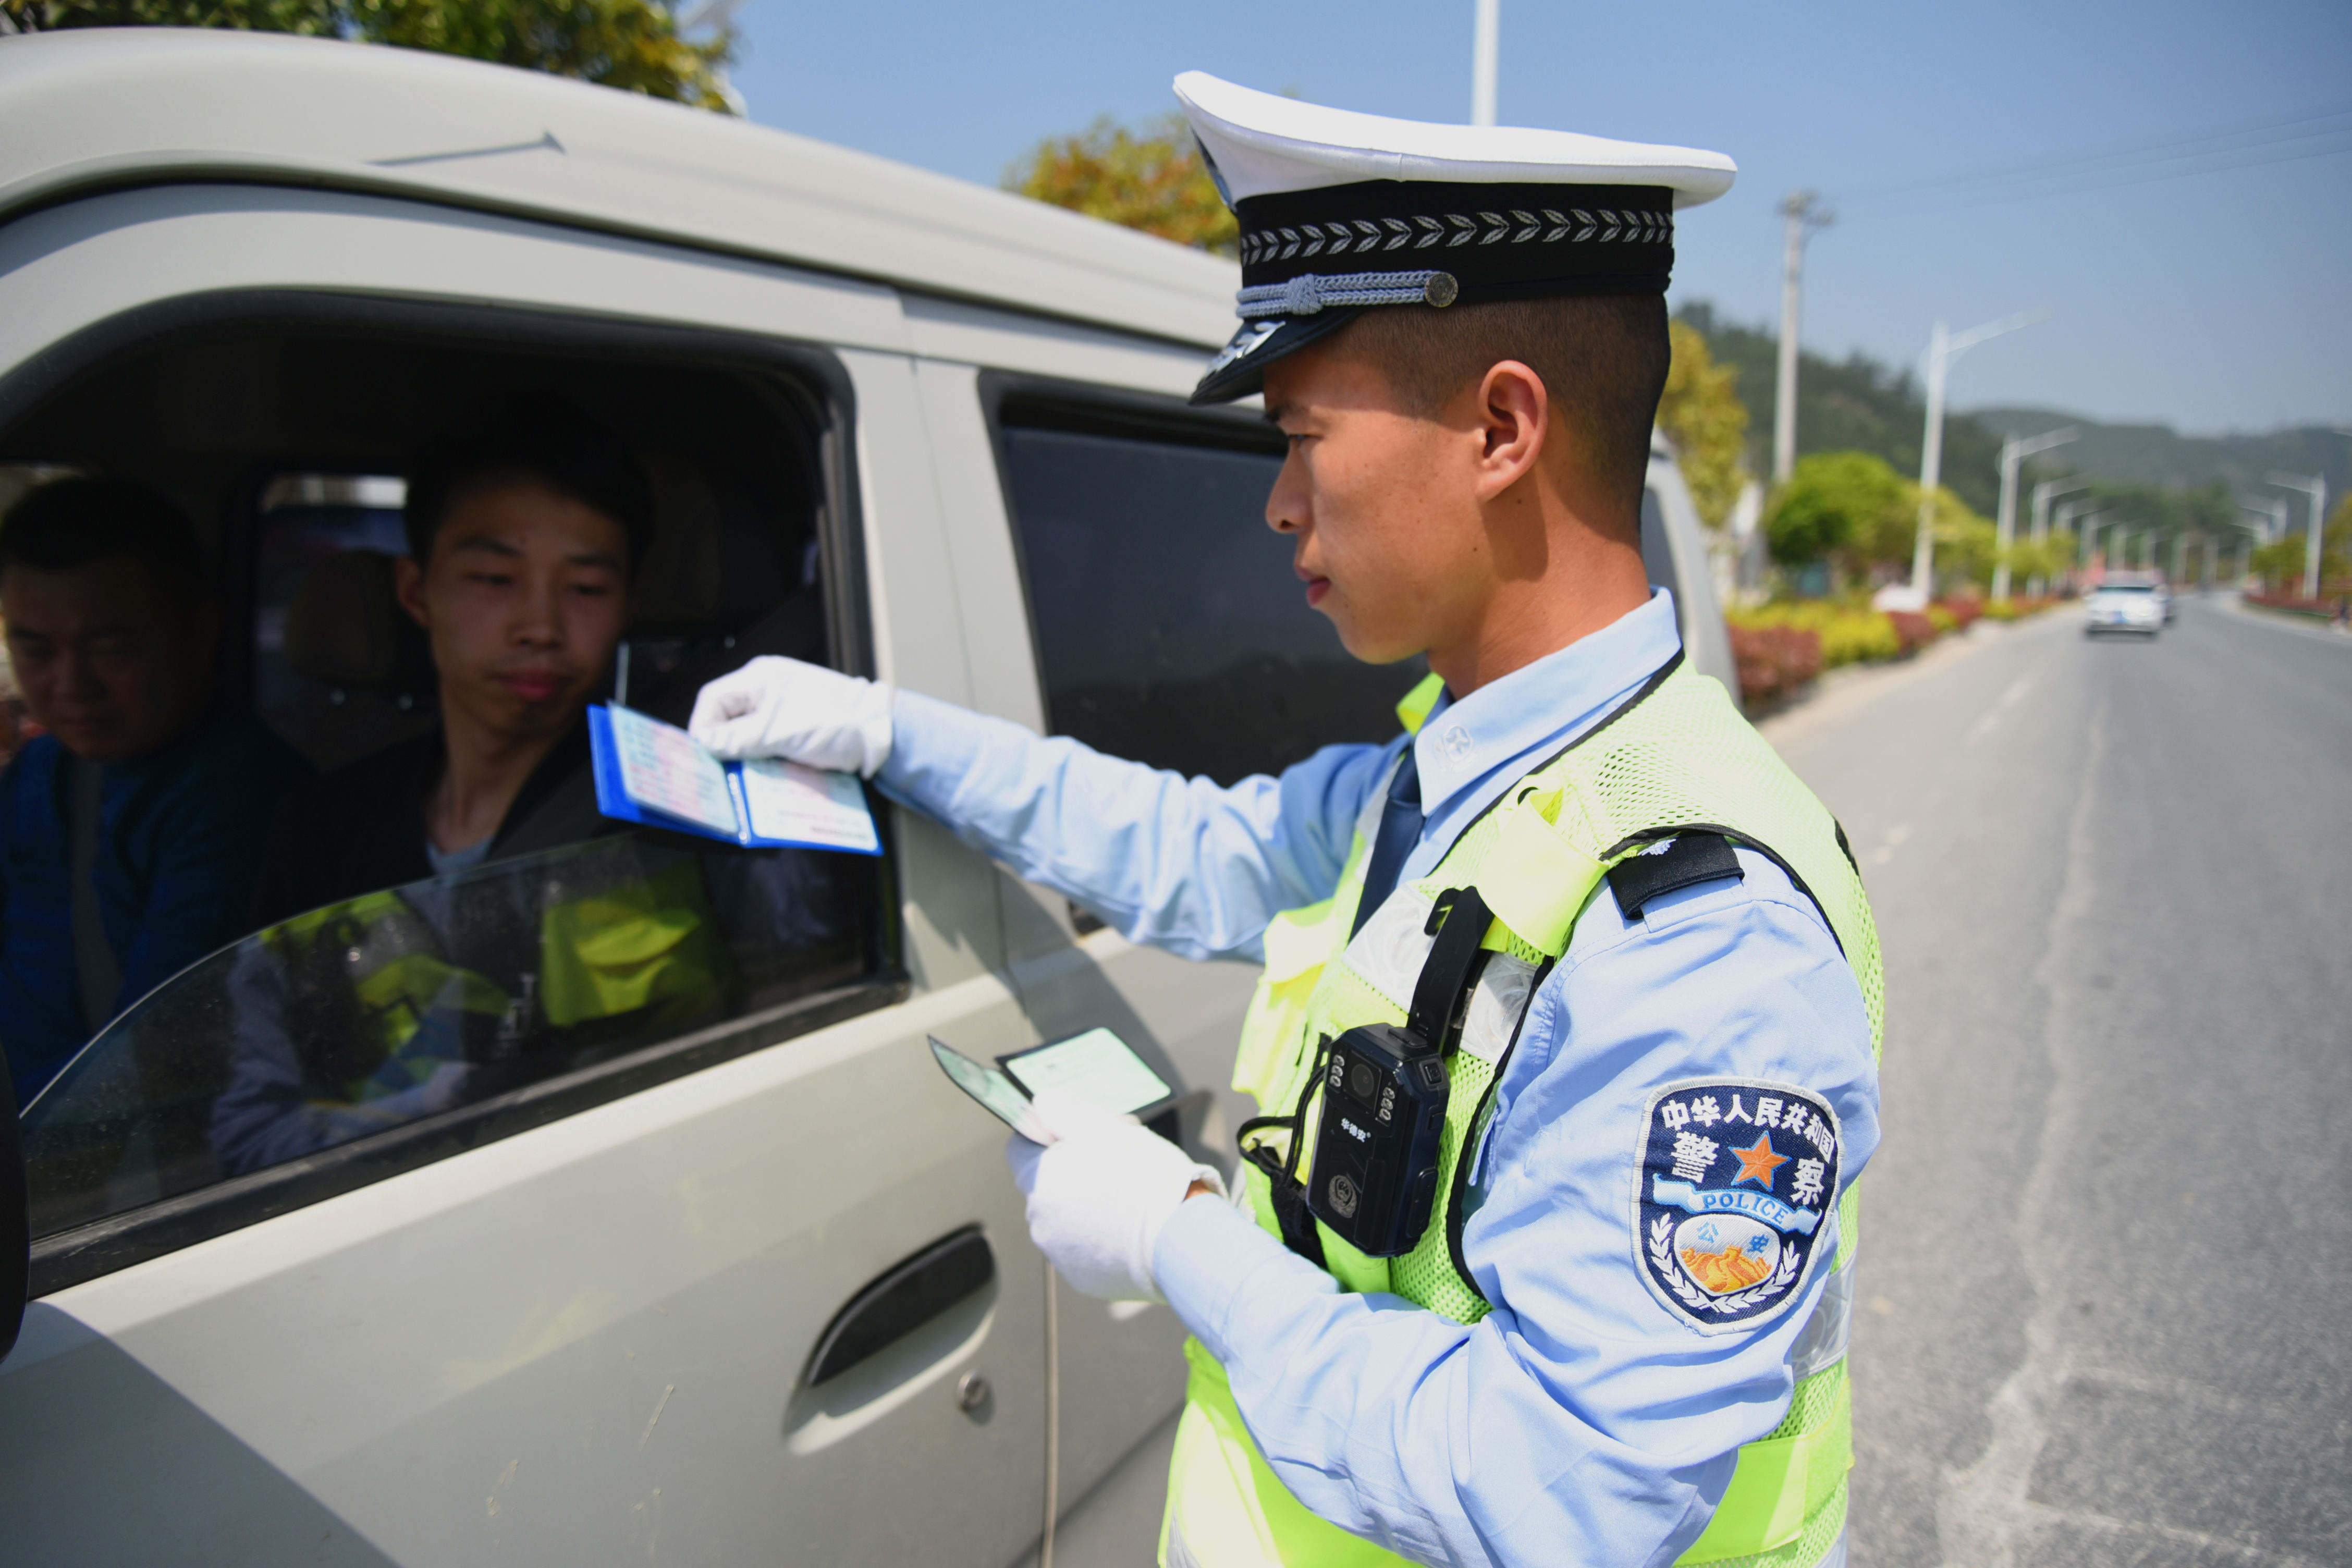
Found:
[693,73,1881,1568]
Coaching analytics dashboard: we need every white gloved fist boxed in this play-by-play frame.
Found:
[1006,1090,1225,1303]
[687,655,894,777]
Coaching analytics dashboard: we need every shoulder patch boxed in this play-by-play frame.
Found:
[1634,1079,1842,1333]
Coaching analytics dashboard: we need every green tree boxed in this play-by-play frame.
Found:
[1004,115,1238,255]
[2,0,738,111]
[1658,320,1750,530]
[2250,535,2307,592]
[1928,487,1998,593]
[1765,451,1910,571]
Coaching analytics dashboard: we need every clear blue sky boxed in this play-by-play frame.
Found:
[726,1,2349,437]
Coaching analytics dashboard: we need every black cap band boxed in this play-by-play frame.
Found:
[1193,179,1676,403]
[1236,180,1675,297]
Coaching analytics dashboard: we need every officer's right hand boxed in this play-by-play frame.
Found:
[687,656,895,777]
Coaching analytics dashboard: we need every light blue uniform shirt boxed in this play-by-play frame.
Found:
[876,592,1879,1568]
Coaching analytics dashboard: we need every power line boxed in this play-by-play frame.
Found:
[1836,103,2352,218]
[1840,102,2352,202]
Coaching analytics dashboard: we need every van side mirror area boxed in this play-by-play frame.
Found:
[1,1058,26,1362]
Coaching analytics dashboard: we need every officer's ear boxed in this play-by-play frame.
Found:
[1468,359,1549,503]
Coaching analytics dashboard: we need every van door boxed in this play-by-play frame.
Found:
[0,192,1049,1566]
[906,338,1425,1537]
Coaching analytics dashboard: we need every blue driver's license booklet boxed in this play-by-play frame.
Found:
[587,703,882,855]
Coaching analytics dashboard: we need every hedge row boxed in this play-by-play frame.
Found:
[1725,596,2060,706]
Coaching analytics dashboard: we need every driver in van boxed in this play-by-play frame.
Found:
[250,395,650,916]
[215,397,726,1174]
[0,479,310,1106]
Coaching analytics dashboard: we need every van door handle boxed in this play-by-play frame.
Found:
[803,1226,995,1387]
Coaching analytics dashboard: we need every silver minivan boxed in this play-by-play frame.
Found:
[0,28,1734,1565]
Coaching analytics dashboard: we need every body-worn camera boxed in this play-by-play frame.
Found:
[1304,1021,1450,1257]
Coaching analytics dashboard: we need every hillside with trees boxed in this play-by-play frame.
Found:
[1969,407,2350,510]
[1676,302,2005,516]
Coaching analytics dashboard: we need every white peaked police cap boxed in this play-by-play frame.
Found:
[1173,71,1738,210]
[1171,71,1737,403]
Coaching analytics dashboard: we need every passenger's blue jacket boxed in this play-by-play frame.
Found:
[0,715,311,1105]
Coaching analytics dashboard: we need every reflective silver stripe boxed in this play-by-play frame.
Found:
[1788,1256,1853,1385]
[1456,952,1539,1067]
[1817,1529,1849,1568]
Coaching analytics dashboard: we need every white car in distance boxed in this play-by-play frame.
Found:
[2085,574,2165,637]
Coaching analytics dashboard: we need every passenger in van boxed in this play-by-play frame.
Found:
[0,480,310,1106]
[215,398,730,1174]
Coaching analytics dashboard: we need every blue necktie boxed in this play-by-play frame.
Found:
[1351,744,1423,938]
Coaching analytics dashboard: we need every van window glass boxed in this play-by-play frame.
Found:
[998,418,1420,785]
[2,315,889,1272]
[21,831,876,1234]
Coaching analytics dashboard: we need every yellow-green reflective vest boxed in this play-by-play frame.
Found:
[1161,660,1883,1568]
[264,854,723,1103]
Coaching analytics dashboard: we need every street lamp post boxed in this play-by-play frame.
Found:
[2033,479,2091,597]
[2075,507,2110,572]
[2268,471,2329,601]
[1910,311,2045,601]
[1772,193,1832,484]
[1993,427,2077,601]
[1471,0,1500,126]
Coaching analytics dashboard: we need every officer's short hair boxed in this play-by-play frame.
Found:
[0,477,210,599]
[1336,293,1668,529]
[405,395,654,576]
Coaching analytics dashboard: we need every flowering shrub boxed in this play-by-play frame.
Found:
[1884,611,1936,655]
[1933,598,1984,632]
[2244,591,2344,620]
[1728,624,1822,706]
[1729,603,1900,670]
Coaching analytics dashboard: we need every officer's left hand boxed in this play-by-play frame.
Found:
[1007,1091,1226,1303]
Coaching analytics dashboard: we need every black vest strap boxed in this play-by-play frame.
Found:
[1604,832,1744,922]
[1408,885,1493,1051]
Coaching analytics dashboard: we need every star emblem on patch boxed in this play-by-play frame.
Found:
[1633,1079,1843,1333]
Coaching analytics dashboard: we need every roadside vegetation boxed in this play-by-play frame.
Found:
[0,0,740,109]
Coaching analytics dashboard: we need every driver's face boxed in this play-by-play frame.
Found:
[2,557,218,764]
[396,481,632,744]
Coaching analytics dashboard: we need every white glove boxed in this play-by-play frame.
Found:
[1006,1091,1225,1303]
[687,656,895,777]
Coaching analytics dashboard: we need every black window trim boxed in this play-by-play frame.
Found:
[2,288,911,1294]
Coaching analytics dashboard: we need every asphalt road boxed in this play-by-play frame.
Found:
[1760,597,2352,1567]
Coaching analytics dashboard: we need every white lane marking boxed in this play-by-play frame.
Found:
[1967,673,2039,746]
[1867,822,1913,867]
[1936,697,2102,1566]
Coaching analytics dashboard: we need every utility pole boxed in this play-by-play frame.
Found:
[1993,427,2076,601]
[1773,193,1832,484]
[2268,471,2329,600]
[2033,479,2091,597]
[1471,0,1500,126]
[1910,311,2045,602]
[2075,507,2109,572]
